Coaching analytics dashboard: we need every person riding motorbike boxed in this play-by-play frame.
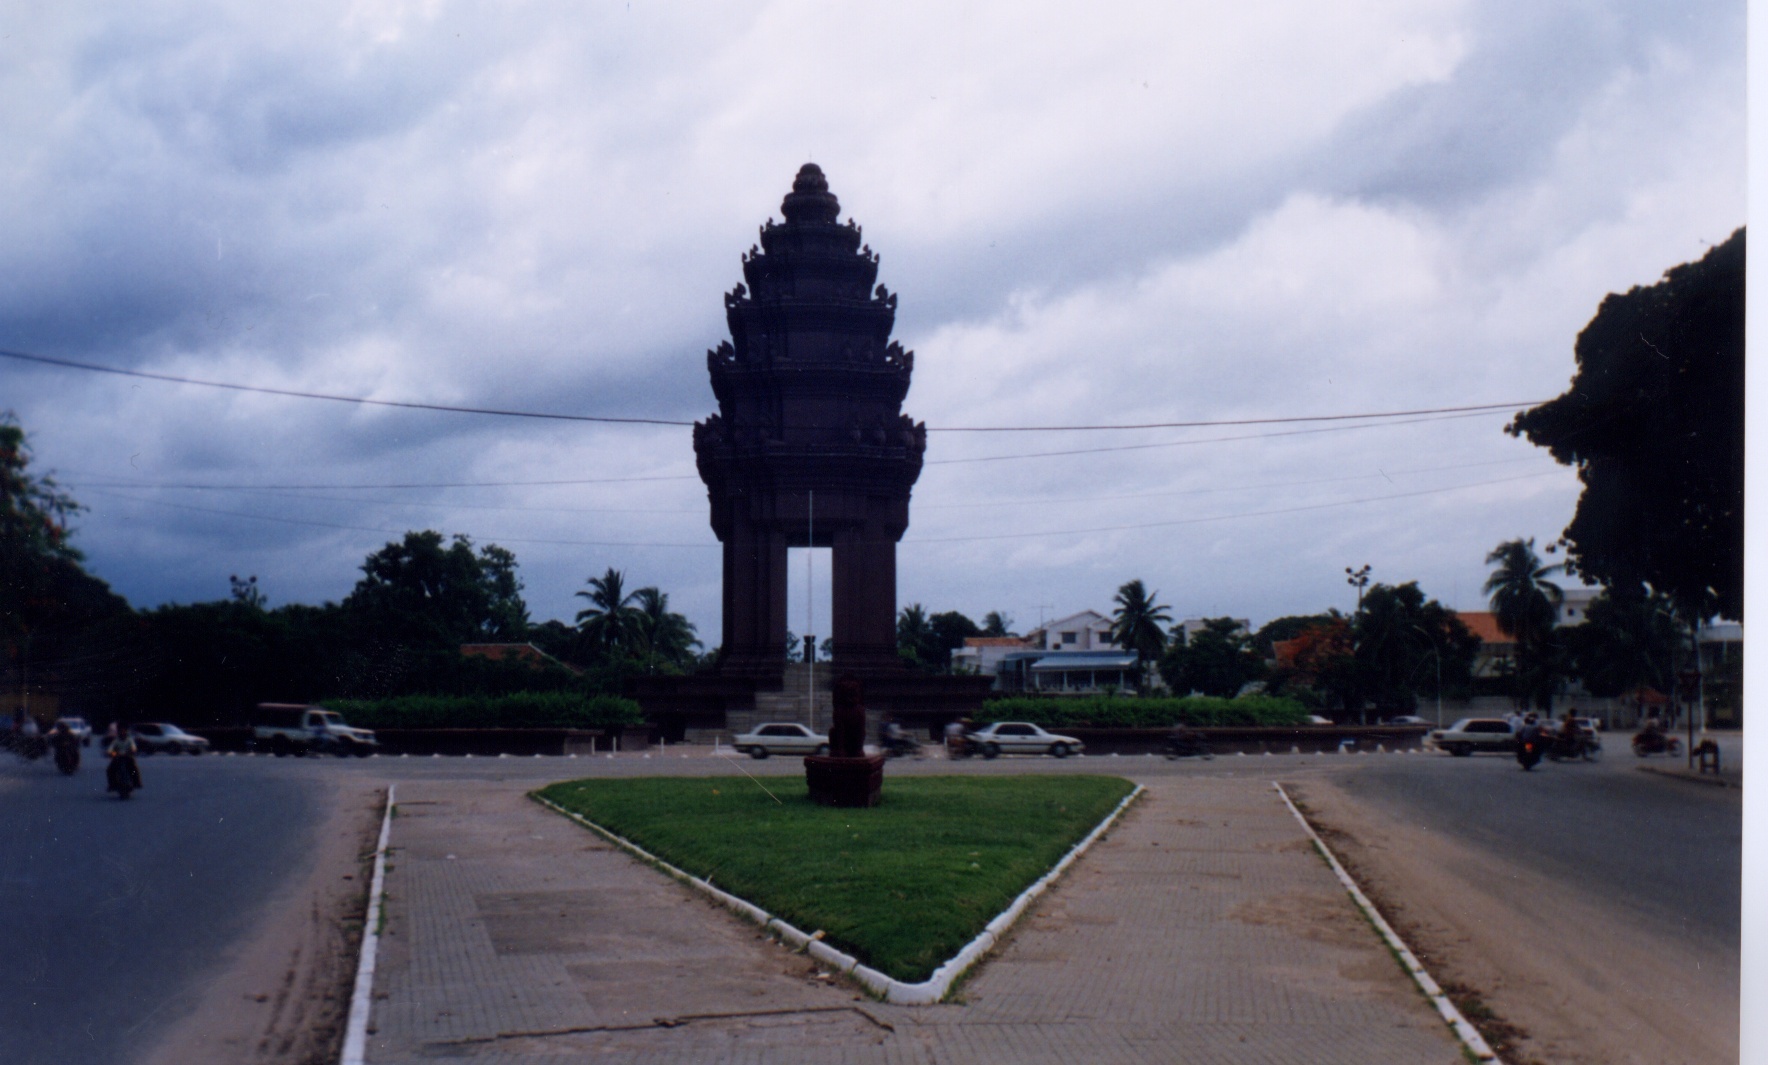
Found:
[881,716,919,758]
[48,720,81,775]
[106,725,142,797]
[1164,722,1212,760]
[1515,712,1544,770]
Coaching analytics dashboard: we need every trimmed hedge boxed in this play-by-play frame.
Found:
[320,692,644,730]
[978,694,1308,729]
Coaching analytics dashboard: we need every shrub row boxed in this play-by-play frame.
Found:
[977,694,1309,729]
[320,692,644,730]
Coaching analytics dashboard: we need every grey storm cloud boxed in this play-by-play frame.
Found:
[0,0,1744,636]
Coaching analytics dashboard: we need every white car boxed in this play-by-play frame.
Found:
[732,722,830,759]
[1428,717,1517,756]
[965,721,1084,759]
[131,722,211,755]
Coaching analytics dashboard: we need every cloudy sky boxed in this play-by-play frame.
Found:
[1,0,1745,643]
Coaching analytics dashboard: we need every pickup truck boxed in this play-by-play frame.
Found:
[253,704,378,757]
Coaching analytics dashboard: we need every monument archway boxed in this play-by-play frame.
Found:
[693,163,924,680]
[636,164,990,736]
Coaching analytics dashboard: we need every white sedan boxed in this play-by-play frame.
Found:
[965,722,1084,759]
[731,722,830,759]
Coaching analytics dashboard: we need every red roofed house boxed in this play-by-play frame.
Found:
[460,643,583,675]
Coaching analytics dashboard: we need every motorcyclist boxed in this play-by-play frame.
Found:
[1515,712,1544,769]
[881,715,916,757]
[48,720,81,773]
[106,725,142,793]
[1165,722,1211,759]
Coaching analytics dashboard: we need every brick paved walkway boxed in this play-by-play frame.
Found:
[364,774,1465,1064]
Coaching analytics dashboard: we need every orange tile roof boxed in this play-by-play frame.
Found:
[963,636,1030,647]
[1456,612,1515,644]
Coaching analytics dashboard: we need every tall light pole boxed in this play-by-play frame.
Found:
[1410,623,1443,728]
[1346,565,1371,724]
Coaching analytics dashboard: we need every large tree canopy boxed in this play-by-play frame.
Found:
[1508,228,1744,621]
[345,530,530,648]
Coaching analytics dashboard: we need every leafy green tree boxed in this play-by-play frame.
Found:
[1561,589,1681,699]
[1484,538,1565,710]
[345,531,529,649]
[1109,580,1172,689]
[1268,618,1358,715]
[1351,583,1480,714]
[631,586,701,674]
[574,568,640,660]
[1,418,132,716]
[1160,618,1264,698]
[1507,229,1743,622]
[981,611,1016,637]
[928,610,982,670]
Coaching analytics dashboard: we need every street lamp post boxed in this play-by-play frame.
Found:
[1409,623,1443,728]
[1346,565,1371,724]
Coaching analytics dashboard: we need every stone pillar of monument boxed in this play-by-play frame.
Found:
[694,163,925,682]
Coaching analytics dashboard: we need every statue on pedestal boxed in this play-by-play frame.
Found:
[804,675,885,807]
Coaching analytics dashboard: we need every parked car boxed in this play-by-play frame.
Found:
[964,722,1085,759]
[131,722,211,755]
[1304,715,1334,725]
[1428,717,1516,756]
[54,716,93,747]
[1384,715,1430,726]
[253,704,378,757]
[731,722,829,759]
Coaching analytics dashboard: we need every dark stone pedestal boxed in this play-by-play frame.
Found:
[803,754,885,808]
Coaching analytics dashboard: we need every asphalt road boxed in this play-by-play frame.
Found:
[1323,743,1742,951]
[0,739,1742,1064]
[0,751,324,1065]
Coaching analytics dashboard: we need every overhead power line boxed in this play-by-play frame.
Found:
[87,469,1566,550]
[0,348,692,426]
[3,346,1541,434]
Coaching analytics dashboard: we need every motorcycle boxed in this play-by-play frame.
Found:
[1515,730,1545,771]
[883,735,925,759]
[1164,730,1213,760]
[1631,729,1682,757]
[1546,728,1600,762]
[106,752,141,799]
[52,739,80,776]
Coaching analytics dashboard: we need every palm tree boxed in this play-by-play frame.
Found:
[897,603,934,668]
[1483,538,1564,710]
[1110,579,1172,690]
[575,568,640,660]
[631,586,701,673]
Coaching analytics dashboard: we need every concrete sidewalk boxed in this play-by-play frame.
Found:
[362,774,1467,1064]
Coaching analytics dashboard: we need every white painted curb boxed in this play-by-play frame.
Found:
[1272,782,1500,1063]
[340,784,396,1065]
[533,782,1143,1005]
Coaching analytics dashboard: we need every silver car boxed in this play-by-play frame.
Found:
[964,721,1084,759]
[732,722,830,759]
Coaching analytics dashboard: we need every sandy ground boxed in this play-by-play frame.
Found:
[141,778,385,1065]
[1284,776,1739,1065]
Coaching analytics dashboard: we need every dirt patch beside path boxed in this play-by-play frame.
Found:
[142,778,385,1065]
[1284,777,1738,1065]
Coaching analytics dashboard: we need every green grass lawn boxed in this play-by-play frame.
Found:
[535,774,1135,983]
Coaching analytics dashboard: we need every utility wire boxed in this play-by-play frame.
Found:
[0,348,693,426]
[926,410,1502,464]
[907,472,1562,543]
[86,469,1566,550]
[3,346,1540,434]
[66,455,1533,513]
[55,409,1504,494]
